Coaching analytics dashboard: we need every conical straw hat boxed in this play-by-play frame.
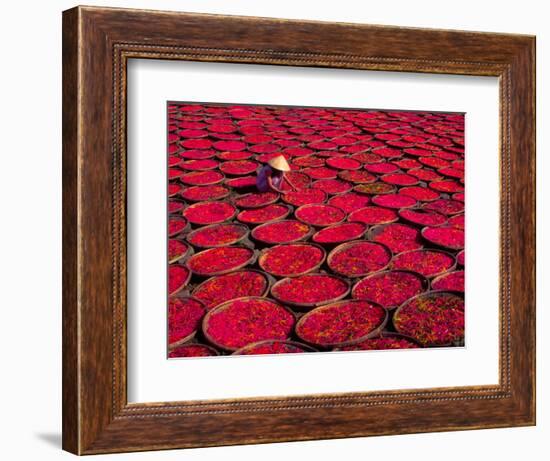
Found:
[268,155,290,172]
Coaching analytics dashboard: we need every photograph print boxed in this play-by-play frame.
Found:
[166,102,465,358]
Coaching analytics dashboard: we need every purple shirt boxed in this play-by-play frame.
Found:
[256,165,283,192]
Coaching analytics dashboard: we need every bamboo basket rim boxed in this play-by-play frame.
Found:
[179,158,220,171]
[232,339,318,356]
[456,249,465,266]
[270,272,351,308]
[366,222,423,243]
[295,299,389,348]
[236,203,293,225]
[168,216,190,237]
[258,242,327,278]
[421,198,465,216]
[168,238,194,264]
[251,219,314,245]
[392,290,465,347]
[182,200,237,226]
[280,188,328,206]
[179,170,226,186]
[294,203,347,227]
[350,269,430,309]
[224,175,257,188]
[167,296,207,349]
[325,156,363,170]
[202,296,297,352]
[420,225,465,251]
[363,162,402,175]
[186,245,258,277]
[311,221,368,245]
[301,166,338,180]
[390,248,457,278]
[216,151,254,161]
[347,205,400,226]
[379,172,421,187]
[179,184,231,202]
[336,169,378,184]
[167,197,187,211]
[352,182,397,196]
[326,240,393,278]
[349,152,384,164]
[406,167,444,182]
[311,179,354,195]
[371,193,418,209]
[168,342,220,358]
[191,268,273,310]
[233,191,280,209]
[168,262,193,296]
[430,269,465,292]
[332,331,423,351]
[219,159,260,176]
[427,179,465,194]
[397,206,449,227]
[186,222,250,249]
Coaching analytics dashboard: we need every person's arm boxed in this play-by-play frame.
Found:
[282,173,298,191]
[267,175,285,193]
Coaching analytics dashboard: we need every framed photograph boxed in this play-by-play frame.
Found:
[62,6,535,455]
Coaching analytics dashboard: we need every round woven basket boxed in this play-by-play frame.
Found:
[337,169,377,184]
[168,239,194,264]
[180,158,220,172]
[281,189,328,207]
[347,206,400,226]
[430,270,465,293]
[390,248,457,279]
[350,269,429,310]
[233,191,280,209]
[236,204,293,226]
[202,296,297,352]
[179,171,226,187]
[332,331,423,351]
[168,216,190,237]
[366,223,424,254]
[186,246,258,277]
[392,290,465,347]
[251,220,314,245]
[295,300,389,348]
[420,226,465,251]
[183,200,237,226]
[456,249,465,267]
[258,243,326,278]
[397,207,448,228]
[326,240,393,278]
[191,269,274,310]
[380,173,420,187]
[168,198,186,213]
[180,185,230,202]
[270,273,351,309]
[232,339,317,356]
[167,296,207,349]
[168,343,220,358]
[311,222,368,247]
[186,222,250,249]
[311,179,353,195]
[353,183,397,196]
[294,203,347,227]
[168,263,192,296]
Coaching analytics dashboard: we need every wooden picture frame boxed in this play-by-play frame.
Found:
[62,5,536,455]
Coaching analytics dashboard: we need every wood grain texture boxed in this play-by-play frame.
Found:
[62,7,80,454]
[62,5,536,455]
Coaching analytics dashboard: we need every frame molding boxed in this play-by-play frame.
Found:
[62,6,535,454]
